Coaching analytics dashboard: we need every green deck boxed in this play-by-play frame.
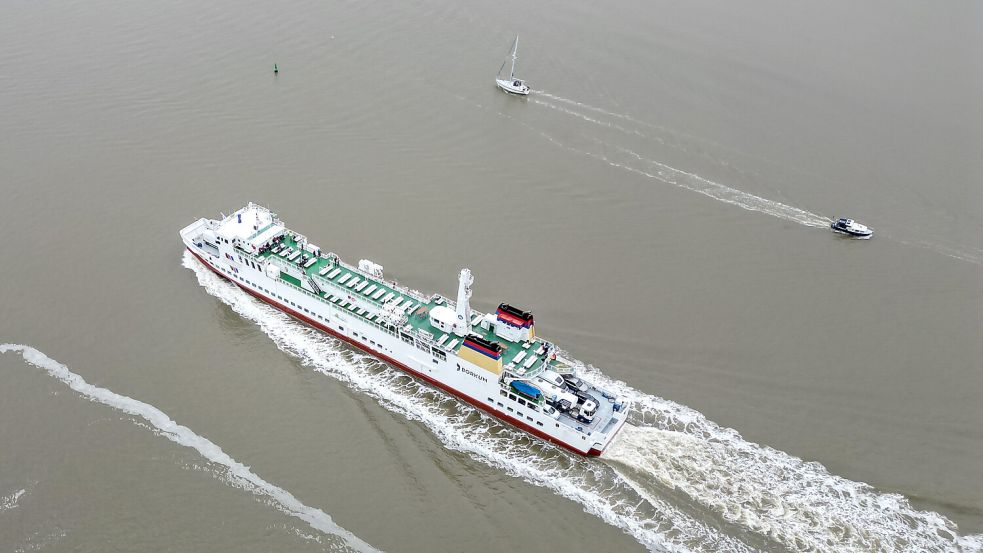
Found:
[248,232,558,375]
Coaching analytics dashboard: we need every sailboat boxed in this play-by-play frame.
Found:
[496,35,530,95]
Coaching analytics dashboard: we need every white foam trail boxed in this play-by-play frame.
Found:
[531,98,651,139]
[512,110,829,228]
[0,343,380,553]
[533,90,796,174]
[182,252,753,553]
[535,90,669,131]
[11,527,67,553]
[561,359,983,553]
[896,238,983,268]
[605,141,831,228]
[0,488,27,513]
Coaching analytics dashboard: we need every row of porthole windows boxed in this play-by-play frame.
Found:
[494,392,558,428]
[279,298,395,356]
[220,266,256,288]
[236,254,259,271]
[219,266,325,329]
[368,338,393,355]
[499,389,539,412]
[501,405,541,426]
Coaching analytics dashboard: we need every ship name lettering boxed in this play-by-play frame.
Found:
[456,364,488,383]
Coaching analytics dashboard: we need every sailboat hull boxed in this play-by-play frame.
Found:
[496,78,530,95]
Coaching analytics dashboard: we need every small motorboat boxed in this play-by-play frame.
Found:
[830,218,873,239]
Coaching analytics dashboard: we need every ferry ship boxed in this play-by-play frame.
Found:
[180,203,630,455]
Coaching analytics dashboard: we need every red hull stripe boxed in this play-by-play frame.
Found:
[188,249,603,457]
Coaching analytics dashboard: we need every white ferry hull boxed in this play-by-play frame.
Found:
[185,248,621,456]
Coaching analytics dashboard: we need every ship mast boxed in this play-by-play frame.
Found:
[510,36,519,80]
[454,268,473,336]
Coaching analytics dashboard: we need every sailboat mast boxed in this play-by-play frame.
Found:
[510,36,519,79]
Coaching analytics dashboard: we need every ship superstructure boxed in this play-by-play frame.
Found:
[180,203,630,455]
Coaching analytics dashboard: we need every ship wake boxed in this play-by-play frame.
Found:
[182,251,983,552]
[573,362,983,552]
[525,91,831,229]
[0,487,27,513]
[0,342,380,553]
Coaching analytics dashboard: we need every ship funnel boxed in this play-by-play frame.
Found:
[454,268,473,336]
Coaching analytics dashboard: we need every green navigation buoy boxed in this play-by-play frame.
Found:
[274,63,279,74]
